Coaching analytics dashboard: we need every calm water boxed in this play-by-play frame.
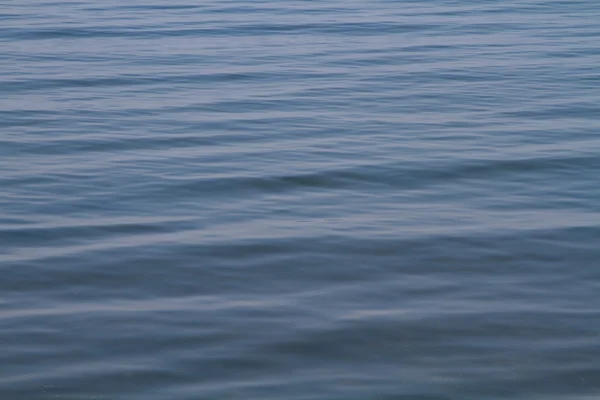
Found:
[1,1,600,399]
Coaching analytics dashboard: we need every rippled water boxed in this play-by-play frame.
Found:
[2,1,600,399]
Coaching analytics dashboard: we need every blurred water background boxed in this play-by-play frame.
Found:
[1,1,600,399]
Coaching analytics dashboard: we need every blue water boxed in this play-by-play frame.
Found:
[2,1,600,399]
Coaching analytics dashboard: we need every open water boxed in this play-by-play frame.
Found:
[1,1,600,399]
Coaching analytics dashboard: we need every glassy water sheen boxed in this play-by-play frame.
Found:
[1,1,599,399]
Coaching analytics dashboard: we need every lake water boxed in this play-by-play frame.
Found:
[1,1,600,399]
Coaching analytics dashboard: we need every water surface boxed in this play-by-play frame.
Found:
[1,1,600,399]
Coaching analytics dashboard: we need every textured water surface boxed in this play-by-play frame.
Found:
[1,1,600,399]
